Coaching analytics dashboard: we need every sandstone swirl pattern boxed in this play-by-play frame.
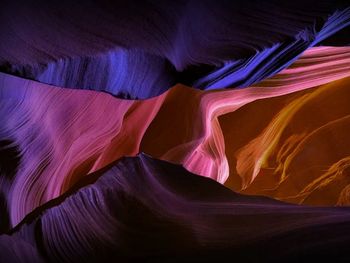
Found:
[1,1,350,262]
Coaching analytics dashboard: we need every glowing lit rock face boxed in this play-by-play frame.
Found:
[1,1,350,261]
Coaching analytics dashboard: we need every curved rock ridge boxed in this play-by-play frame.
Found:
[1,46,350,231]
[2,154,350,262]
[141,46,350,186]
[0,1,350,98]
